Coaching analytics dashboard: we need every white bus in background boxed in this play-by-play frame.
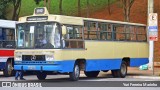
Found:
[0,20,16,76]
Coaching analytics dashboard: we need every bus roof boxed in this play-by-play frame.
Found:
[0,19,17,28]
[19,15,146,26]
[83,18,146,26]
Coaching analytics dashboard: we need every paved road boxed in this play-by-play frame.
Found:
[0,71,160,81]
[0,70,160,90]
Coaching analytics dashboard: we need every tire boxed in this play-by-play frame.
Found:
[69,64,80,81]
[84,71,99,77]
[3,60,13,77]
[37,72,47,80]
[111,61,127,78]
[119,61,127,78]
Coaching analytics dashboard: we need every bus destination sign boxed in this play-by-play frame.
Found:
[27,16,48,21]
[35,8,45,14]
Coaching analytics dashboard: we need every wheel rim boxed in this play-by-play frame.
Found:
[7,63,12,75]
[75,65,80,78]
[121,63,126,75]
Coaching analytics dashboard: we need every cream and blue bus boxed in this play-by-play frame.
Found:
[14,7,149,81]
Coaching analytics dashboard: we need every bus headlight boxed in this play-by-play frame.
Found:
[15,56,22,61]
[46,55,54,61]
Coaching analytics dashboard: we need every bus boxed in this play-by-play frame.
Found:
[0,20,16,76]
[14,7,149,81]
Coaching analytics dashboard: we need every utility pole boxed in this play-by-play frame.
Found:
[148,0,154,74]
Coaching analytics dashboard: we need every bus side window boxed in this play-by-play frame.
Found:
[129,26,137,41]
[99,23,112,40]
[64,26,84,49]
[0,28,15,48]
[84,21,88,39]
[137,26,147,42]
[113,25,125,41]
[113,26,116,40]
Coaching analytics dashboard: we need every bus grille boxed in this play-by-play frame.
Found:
[22,55,45,61]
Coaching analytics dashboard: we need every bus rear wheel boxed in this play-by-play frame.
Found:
[3,60,13,77]
[84,71,100,77]
[37,72,47,80]
[69,64,80,81]
[111,61,127,78]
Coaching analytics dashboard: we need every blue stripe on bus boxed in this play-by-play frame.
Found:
[130,58,149,67]
[85,59,121,71]
[14,58,148,73]
[85,58,149,71]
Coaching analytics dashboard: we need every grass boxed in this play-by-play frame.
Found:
[6,0,116,19]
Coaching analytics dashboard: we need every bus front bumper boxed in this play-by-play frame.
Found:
[14,60,75,72]
[14,65,62,71]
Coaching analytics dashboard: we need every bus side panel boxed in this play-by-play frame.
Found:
[0,62,6,69]
[0,57,9,69]
[85,59,122,71]
[85,58,149,71]
[130,58,149,67]
[60,60,75,73]
[0,50,14,57]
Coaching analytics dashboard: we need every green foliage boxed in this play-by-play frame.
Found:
[0,0,11,19]
[6,0,116,19]
[21,0,116,16]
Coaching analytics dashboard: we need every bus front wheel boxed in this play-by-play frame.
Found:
[69,64,80,81]
[84,71,100,77]
[111,61,127,78]
[37,72,47,80]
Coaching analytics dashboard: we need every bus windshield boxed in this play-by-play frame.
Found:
[0,28,15,49]
[17,22,61,49]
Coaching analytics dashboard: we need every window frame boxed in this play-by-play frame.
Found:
[63,24,84,49]
[83,20,147,42]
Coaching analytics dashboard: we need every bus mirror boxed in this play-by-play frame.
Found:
[62,25,67,35]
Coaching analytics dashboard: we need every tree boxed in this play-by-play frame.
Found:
[0,0,11,19]
[44,0,51,11]
[34,0,50,11]
[107,0,111,15]
[78,0,81,17]
[59,0,63,15]
[34,0,42,5]
[11,0,22,20]
[120,0,135,22]
[44,0,46,7]
[86,0,90,17]
[47,0,51,11]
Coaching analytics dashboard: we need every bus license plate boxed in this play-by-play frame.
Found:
[28,66,36,70]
